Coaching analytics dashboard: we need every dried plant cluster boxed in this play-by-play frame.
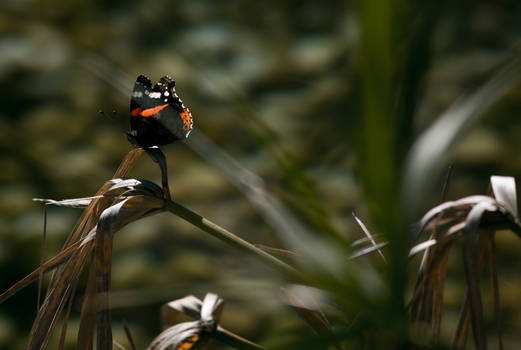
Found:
[410,176,520,349]
[3,146,521,350]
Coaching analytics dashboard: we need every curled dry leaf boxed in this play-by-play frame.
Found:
[151,294,223,350]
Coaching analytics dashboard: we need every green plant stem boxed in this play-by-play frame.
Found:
[165,200,304,280]
[214,326,264,349]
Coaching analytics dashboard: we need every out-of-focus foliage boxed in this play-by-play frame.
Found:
[1,0,521,349]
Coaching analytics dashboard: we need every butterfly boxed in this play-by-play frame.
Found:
[127,74,193,148]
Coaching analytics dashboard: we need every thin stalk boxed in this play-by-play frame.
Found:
[164,200,303,280]
[214,326,264,350]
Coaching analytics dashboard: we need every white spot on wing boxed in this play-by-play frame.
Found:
[149,92,161,99]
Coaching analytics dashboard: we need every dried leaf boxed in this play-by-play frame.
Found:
[162,296,203,328]
[33,196,100,208]
[409,239,437,257]
[413,195,495,241]
[461,204,489,350]
[490,175,518,219]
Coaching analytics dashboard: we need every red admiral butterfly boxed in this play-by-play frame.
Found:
[128,74,193,148]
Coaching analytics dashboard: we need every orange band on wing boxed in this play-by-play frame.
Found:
[141,104,169,117]
[130,107,142,116]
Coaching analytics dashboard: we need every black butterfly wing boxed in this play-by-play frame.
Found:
[153,76,193,140]
[130,74,153,112]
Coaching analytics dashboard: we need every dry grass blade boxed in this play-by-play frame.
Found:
[37,206,47,313]
[28,241,93,350]
[411,240,451,336]
[351,234,382,247]
[349,242,388,260]
[453,296,471,349]
[123,320,137,350]
[95,206,116,350]
[431,245,449,342]
[411,229,456,343]
[107,178,164,198]
[352,213,386,262]
[489,240,503,350]
[58,281,80,350]
[408,239,437,257]
[0,231,95,304]
[113,340,127,350]
[33,196,101,208]
[213,326,265,350]
[453,233,492,349]
[461,204,490,350]
[77,261,97,350]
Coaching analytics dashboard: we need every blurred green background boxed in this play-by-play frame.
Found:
[1,0,521,349]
